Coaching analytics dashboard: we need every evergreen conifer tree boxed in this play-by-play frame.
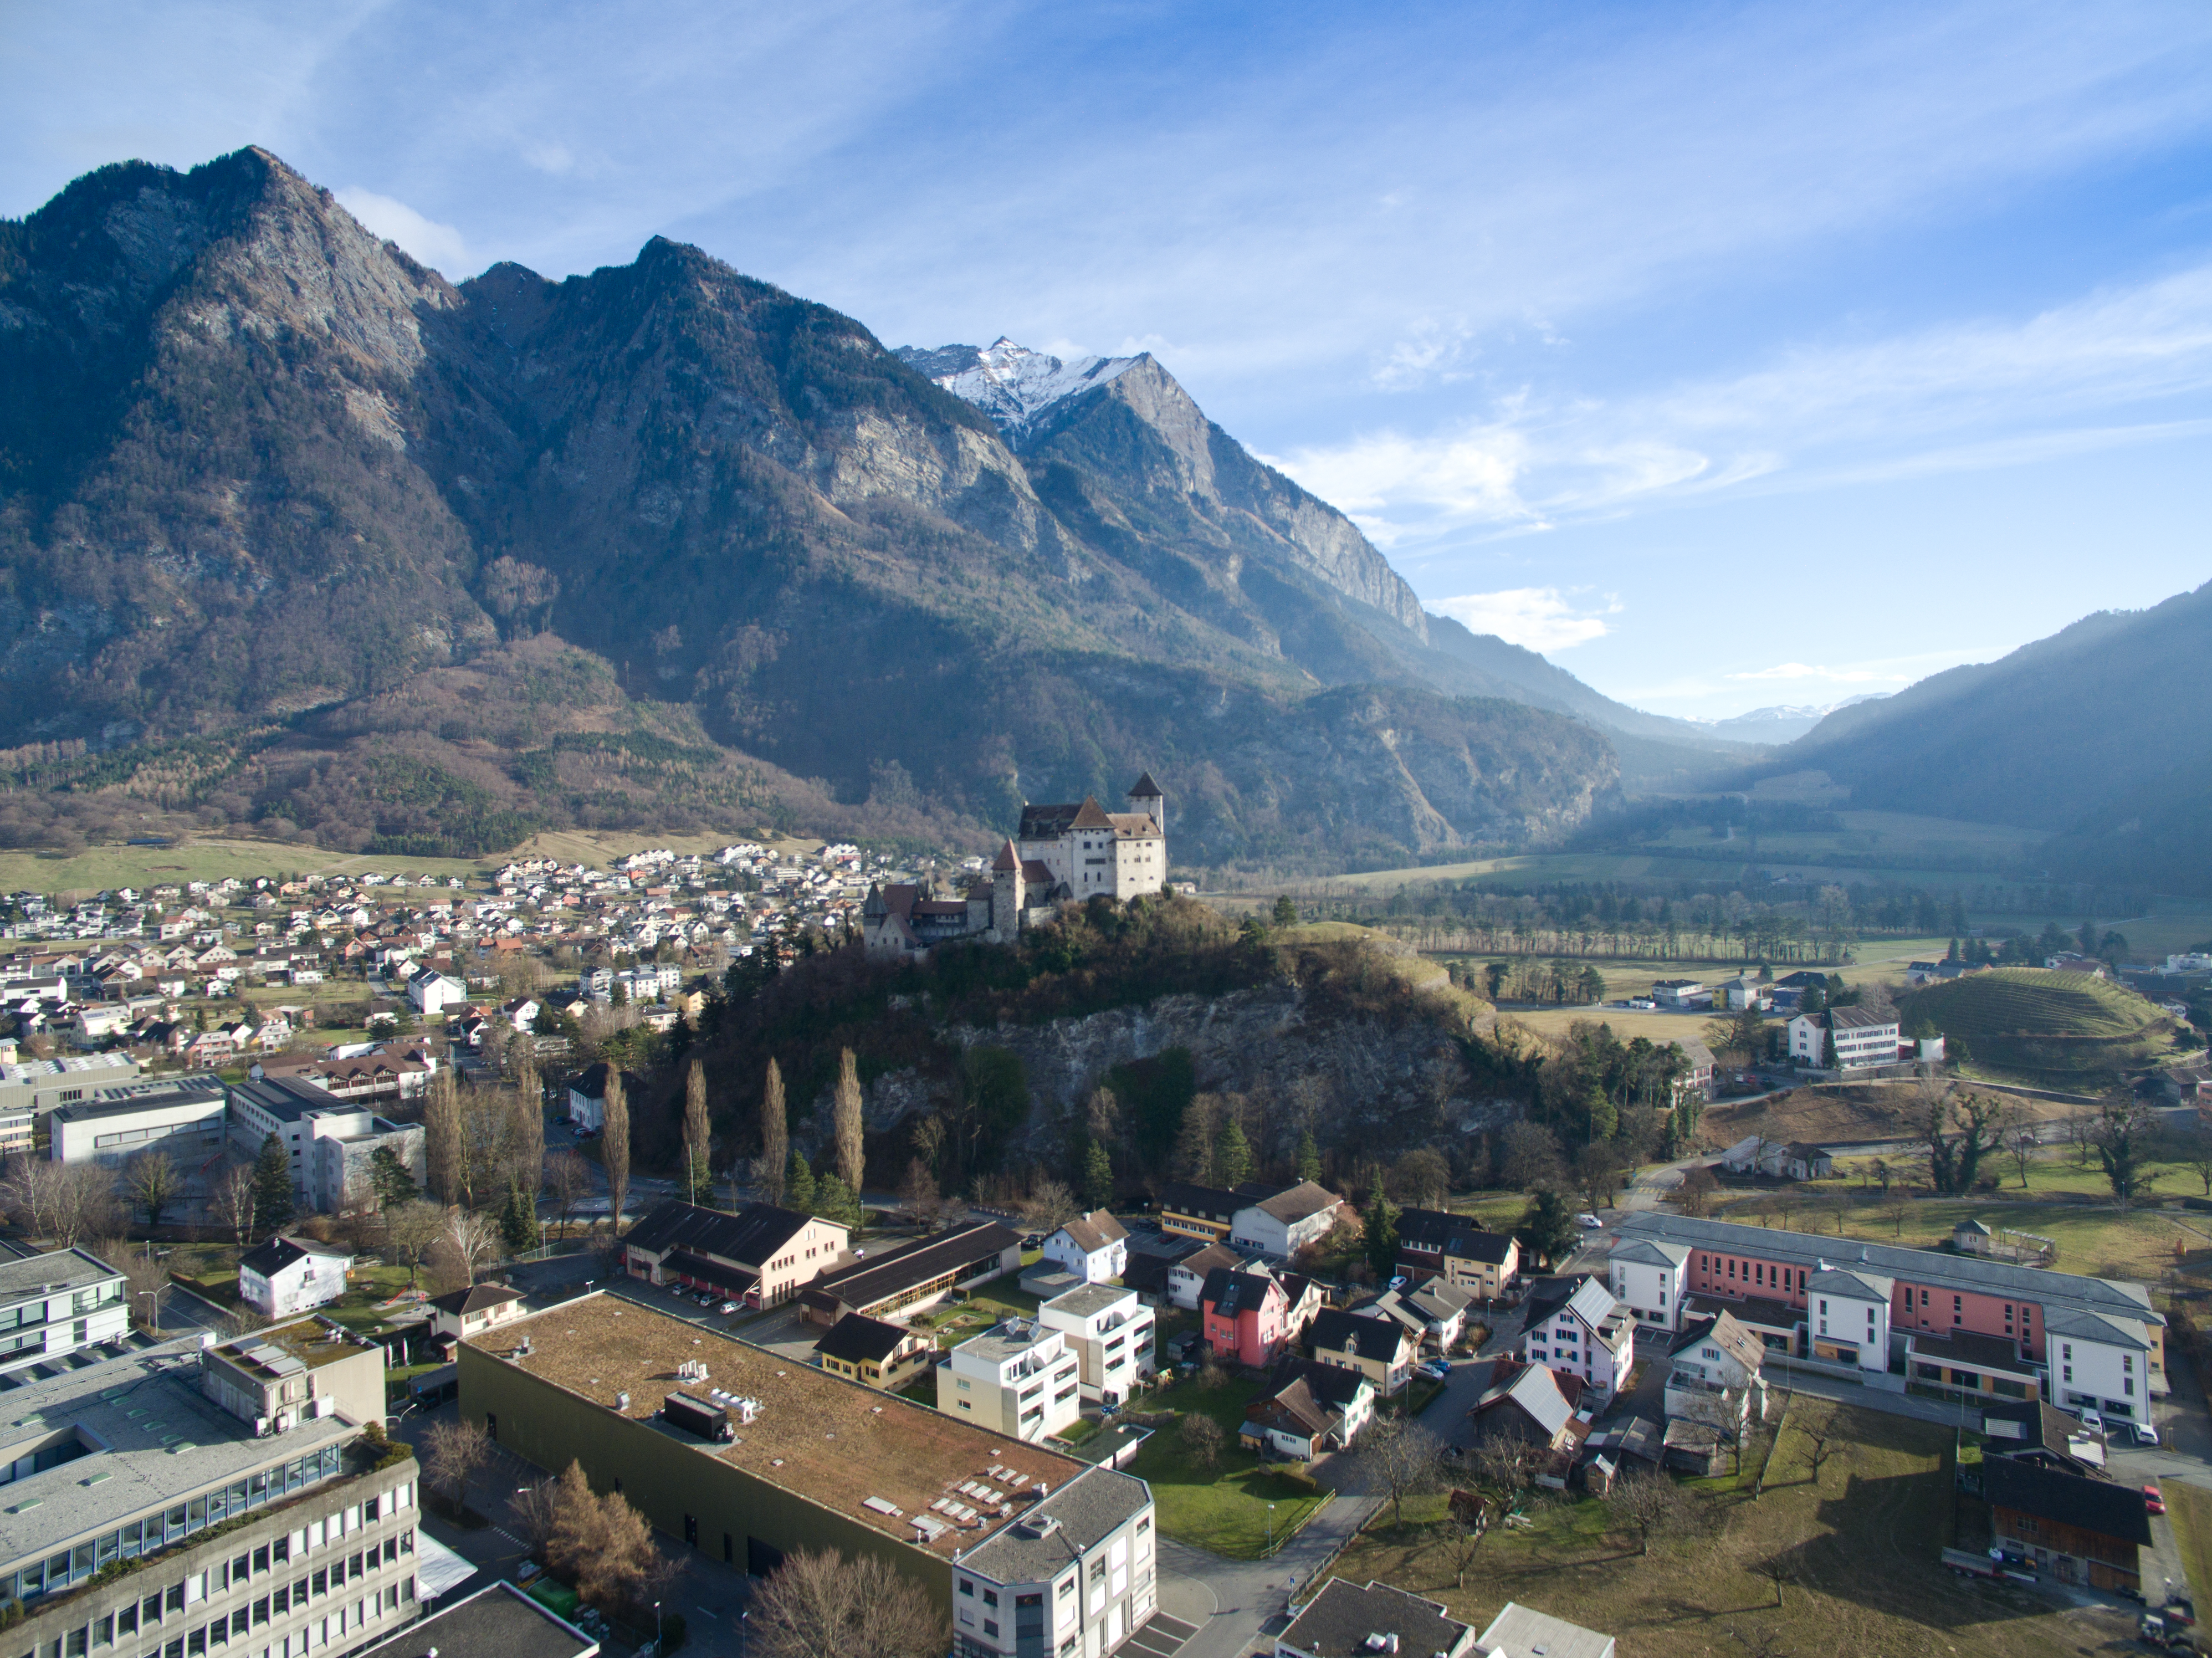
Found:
[250,1133,294,1237]
[1361,1170,1399,1281]
[1082,1139,1114,1211]
[1215,1120,1254,1187]
[785,1151,816,1214]
[1295,1129,1322,1183]
[500,1176,541,1253]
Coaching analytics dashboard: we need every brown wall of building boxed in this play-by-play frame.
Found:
[455,1345,954,1620]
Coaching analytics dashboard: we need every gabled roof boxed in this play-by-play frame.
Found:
[1280,1580,1471,1658]
[1667,1309,1765,1374]
[2041,1305,2153,1351]
[1203,1264,1283,1320]
[1609,1213,2163,1328]
[1172,1242,1241,1278]
[239,1235,349,1277]
[1158,1181,1249,1222]
[1053,1211,1129,1255]
[429,1283,523,1318]
[623,1198,824,1270]
[1272,1355,1374,1409]
[1247,1180,1342,1226]
[1807,1266,1894,1303]
[812,1312,915,1365]
[1610,1238,1692,1268]
[1527,1275,1619,1333]
[1252,1375,1337,1439]
[1394,1206,1508,1261]
[1981,1456,2151,1544]
[1309,1306,1413,1360]
[1070,796,1116,830]
[1474,1358,1574,1438]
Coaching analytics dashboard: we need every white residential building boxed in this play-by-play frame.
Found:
[951,1467,1158,1658]
[2046,1307,2159,1419]
[1607,1237,1690,1327]
[1787,1007,1902,1068]
[939,1318,1084,1442]
[1038,1283,1155,1405]
[1663,1308,1768,1427]
[1040,1211,1130,1284]
[1226,1181,1346,1260]
[237,1235,355,1318]
[1516,1276,1636,1404]
[404,971,466,1017]
[1805,1267,1893,1370]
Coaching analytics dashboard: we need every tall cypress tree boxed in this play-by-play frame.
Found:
[1294,1129,1323,1183]
[1361,1169,1399,1281]
[785,1151,816,1214]
[1082,1139,1114,1211]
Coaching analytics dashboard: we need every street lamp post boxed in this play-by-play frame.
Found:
[135,1289,159,1337]
[1267,1502,1276,1552]
[653,1601,663,1650]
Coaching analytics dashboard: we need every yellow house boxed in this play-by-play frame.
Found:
[812,1311,936,1390]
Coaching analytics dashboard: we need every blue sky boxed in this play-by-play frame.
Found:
[7,1,2210,719]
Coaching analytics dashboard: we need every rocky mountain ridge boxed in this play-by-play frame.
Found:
[0,148,1629,863]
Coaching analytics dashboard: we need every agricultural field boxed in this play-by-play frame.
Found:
[1701,1084,2081,1149]
[1899,968,2175,1087]
[1324,1399,2133,1657]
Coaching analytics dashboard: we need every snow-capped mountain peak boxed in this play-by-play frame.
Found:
[897,336,1139,436]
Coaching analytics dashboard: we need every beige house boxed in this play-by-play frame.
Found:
[813,1312,936,1391]
[939,1318,1083,1442]
[623,1197,851,1308]
[1308,1307,1419,1396]
[428,1283,526,1345]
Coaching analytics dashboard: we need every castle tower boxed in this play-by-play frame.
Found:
[989,838,1025,938]
[1128,771,1164,832]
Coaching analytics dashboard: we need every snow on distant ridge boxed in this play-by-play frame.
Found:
[897,337,1138,436]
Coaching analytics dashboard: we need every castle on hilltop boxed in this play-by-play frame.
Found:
[861,774,1167,959]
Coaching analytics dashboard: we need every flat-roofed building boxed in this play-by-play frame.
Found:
[1037,1285,1155,1404]
[0,1327,417,1658]
[0,1245,127,1376]
[1277,1579,1474,1658]
[48,1082,226,1166]
[951,1467,1156,1658]
[1473,1602,1616,1658]
[0,1054,142,1124]
[942,1320,1084,1442]
[359,1581,595,1658]
[229,1076,424,1214]
[455,1298,1103,1621]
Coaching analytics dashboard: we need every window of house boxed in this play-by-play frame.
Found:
[959,1580,974,1597]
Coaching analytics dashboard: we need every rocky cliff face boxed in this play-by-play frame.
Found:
[808,976,1517,1170]
[0,149,1621,864]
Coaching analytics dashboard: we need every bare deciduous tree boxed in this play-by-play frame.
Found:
[1360,1417,1444,1528]
[212,1162,258,1252]
[1445,1488,1488,1587]
[747,1548,949,1658]
[119,1250,167,1335]
[1800,1410,1849,1488]
[0,1153,61,1240]
[1607,1466,1689,1555]
[125,1150,181,1230]
[432,1205,500,1290]
[1676,1164,1721,1216]
[682,1060,713,1206]
[1024,1178,1080,1236]
[544,1150,589,1240]
[1179,1413,1223,1469]
[384,1200,444,1286]
[50,1165,119,1246]
[421,1418,490,1517]
[424,1071,463,1206]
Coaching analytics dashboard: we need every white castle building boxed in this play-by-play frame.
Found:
[861,774,1166,959]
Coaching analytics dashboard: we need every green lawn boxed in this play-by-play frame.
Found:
[1125,1375,1329,1558]
[1328,1400,2110,1658]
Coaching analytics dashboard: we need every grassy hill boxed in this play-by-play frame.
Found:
[1899,966,2173,1087]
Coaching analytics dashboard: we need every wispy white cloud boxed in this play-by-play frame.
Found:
[1428,587,1621,652]
[336,187,468,275]
[1274,260,2212,543]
